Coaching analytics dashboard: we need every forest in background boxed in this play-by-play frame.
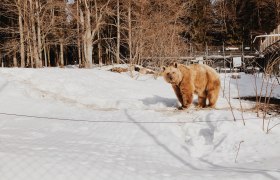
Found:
[0,0,279,68]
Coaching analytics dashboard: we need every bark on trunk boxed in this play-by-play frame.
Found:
[30,0,40,68]
[13,51,18,67]
[116,0,120,64]
[77,0,82,66]
[60,40,64,67]
[18,0,25,67]
[84,2,93,68]
[95,0,102,66]
[128,0,132,64]
[36,0,42,65]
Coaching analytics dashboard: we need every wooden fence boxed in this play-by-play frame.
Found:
[260,25,280,52]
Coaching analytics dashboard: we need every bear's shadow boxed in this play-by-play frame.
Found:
[141,95,178,107]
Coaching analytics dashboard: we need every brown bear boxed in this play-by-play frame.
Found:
[162,63,220,109]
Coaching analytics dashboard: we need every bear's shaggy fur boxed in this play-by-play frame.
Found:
[162,63,220,109]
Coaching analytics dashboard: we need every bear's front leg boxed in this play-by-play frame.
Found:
[179,83,194,109]
[172,85,184,108]
[181,93,193,109]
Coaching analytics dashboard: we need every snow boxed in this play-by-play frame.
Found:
[0,67,279,180]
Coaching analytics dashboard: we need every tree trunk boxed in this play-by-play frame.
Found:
[77,39,81,66]
[95,0,102,66]
[35,0,42,66]
[77,0,82,67]
[27,29,32,67]
[60,40,64,67]
[97,32,102,66]
[84,32,93,68]
[138,2,144,65]
[18,0,25,67]
[43,39,47,67]
[83,1,93,68]
[30,0,40,68]
[128,0,132,64]
[13,51,17,67]
[116,0,120,64]
[0,51,3,67]
[47,45,50,67]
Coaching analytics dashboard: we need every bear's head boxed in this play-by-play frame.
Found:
[162,63,183,85]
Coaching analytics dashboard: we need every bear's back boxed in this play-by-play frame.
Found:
[179,64,220,91]
[188,64,219,80]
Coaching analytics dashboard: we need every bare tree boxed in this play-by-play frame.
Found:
[17,0,25,67]
[113,0,187,68]
[73,0,111,68]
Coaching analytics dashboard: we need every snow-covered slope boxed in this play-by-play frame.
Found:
[0,67,279,180]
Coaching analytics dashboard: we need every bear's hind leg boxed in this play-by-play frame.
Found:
[197,92,207,108]
[198,96,207,108]
[207,79,220,108]
[207,88,220,108]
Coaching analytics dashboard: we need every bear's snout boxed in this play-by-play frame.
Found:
[167,73,173,80]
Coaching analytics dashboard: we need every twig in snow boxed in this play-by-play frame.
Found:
[267,122,280,133]
[235,140,244,163]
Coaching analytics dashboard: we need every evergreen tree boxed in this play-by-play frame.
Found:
[182,0,213,49]
[236,0,279,44]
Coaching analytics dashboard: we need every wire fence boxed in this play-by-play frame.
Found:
[0,111,272,124]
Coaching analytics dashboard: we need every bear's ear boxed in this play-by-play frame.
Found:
[162,66,166,71]
[173,63,178,68]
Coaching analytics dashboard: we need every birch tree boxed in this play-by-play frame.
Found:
[17,0,25,67]
[75,0,111,68]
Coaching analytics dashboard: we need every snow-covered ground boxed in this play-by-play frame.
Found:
[0,67,279,180]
